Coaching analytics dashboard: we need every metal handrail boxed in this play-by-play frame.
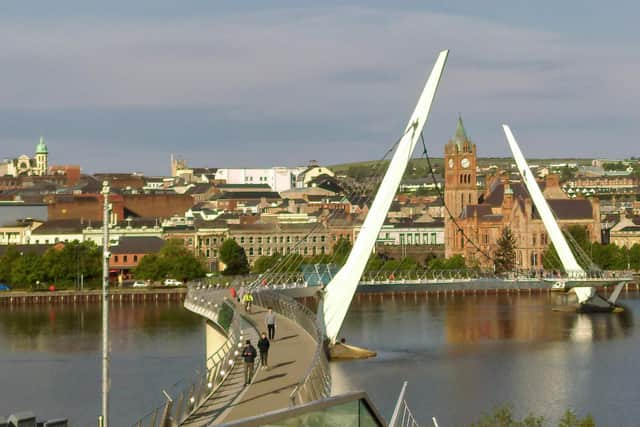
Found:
[250,289,331,406]
[131,286,242,427]
[389,382,422,427]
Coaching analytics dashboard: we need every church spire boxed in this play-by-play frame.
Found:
[455,114,467,140]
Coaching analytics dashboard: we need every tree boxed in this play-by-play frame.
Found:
[252,254,280,274]
[134,239,206,281]
[134,253,165,281]
[10,252,46,288]
[471,405,543,427]
[0,246,20,283]
[218,239,249,275]
[494,227,517,274]
[333,237,352,265]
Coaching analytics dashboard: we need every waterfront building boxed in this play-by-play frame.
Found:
[443,116,601,270]
[109,236,165,282]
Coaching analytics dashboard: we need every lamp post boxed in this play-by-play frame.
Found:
[100,181,111,427]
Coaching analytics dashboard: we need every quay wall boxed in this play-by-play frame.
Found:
[0,288,186,305]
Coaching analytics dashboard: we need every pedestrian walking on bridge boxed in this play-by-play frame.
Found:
[242,339,257,385]
[265,307,276,340]
[242,292,254,313]
[257,332,270,369]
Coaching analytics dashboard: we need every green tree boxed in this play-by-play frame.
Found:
[333,237,352,265]
[218,239,249,275]
[134,253,165,281]
[558,409,596,427]
[428,254,466,270]
[494,227,517,274]
[10,252,46,288]
[252,254,280,274]
[0,245,20,283]
[471,405,543,427]
[134,239,206,281]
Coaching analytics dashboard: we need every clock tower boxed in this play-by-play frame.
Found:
[444,116,477,257]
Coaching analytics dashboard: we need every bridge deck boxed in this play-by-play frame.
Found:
[182,304,316,426]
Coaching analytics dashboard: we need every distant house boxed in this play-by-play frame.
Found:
[109,236,165,282]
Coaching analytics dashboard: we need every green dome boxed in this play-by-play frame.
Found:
[36,136,48,154]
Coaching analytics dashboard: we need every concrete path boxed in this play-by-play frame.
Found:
[182,304,317,426]
[181,317,258,427]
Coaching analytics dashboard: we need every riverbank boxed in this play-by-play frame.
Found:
[0,287,186,305]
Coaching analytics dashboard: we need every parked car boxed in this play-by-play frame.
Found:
[163,279,183,287]
[132,280,148,288]
[0,283,10,291]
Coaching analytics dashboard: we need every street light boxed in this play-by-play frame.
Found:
[100,181,111,427]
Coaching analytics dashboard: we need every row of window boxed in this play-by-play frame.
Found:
[236,235,328,245]
[397,232,439,245]
[113,255,139,263]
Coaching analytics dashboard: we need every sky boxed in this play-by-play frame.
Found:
[0,1,638,175]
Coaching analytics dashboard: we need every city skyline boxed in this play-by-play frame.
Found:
[1,1,638,174]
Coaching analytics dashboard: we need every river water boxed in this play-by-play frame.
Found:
[1,291,639,426]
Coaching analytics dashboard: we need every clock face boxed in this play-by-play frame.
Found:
[448,158,454,168]
[461,157,470,169]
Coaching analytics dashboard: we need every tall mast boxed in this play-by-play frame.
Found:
[321,50,449,344]
[501,125,585,278]
[101,181,110,427]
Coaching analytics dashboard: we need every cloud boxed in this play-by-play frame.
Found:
[0,6,638,173]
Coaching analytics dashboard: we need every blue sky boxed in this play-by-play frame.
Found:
[0,1,638,174]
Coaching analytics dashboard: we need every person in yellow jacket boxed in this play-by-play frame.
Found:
[242,292,254,313]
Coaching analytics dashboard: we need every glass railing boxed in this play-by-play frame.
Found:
[249,289,331,406]
[132,288,242,427]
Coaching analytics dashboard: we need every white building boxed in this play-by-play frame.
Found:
[214,167,303,192]
[375,221,444,246]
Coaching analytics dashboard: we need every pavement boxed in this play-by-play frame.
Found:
[181,303,316,426]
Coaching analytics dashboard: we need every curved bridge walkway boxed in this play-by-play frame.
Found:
[182,302,317,426]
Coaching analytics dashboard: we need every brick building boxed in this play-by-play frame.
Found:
[443,116,601,270]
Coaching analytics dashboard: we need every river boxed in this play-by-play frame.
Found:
[1,291,639,426]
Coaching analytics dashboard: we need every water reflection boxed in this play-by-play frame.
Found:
[0,301,204,426]
[334,291,640,427]
[0,301,202,353]
[349,291,634,347]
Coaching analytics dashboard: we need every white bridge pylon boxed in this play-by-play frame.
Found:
[320,50,449,344]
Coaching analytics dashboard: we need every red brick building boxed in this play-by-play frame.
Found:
[109,236,165,282]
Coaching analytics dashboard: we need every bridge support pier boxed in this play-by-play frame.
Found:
[206,320,228,370]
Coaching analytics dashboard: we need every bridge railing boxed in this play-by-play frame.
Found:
[131,287,242,427]
[250,289,331,406]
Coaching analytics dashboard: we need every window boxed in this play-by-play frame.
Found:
[257,237,262,244]
[266,236,271,243]
[114,255,119,262]
[321,236,325,242]
[124,255,128,262]
[249,236,254,244]
[258,247,263,255]
[414,233,420,244]
[249,248,254,256]
[532,234,537,246]
[205,249,210,258]
[431,232,437,244]
[240,237,245,243]
[133,255,138,262]
[280,236,284,243]
[287,236,291,243]
[400,234,405,244]
[483,233,489,245]
[205,238,210,246]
